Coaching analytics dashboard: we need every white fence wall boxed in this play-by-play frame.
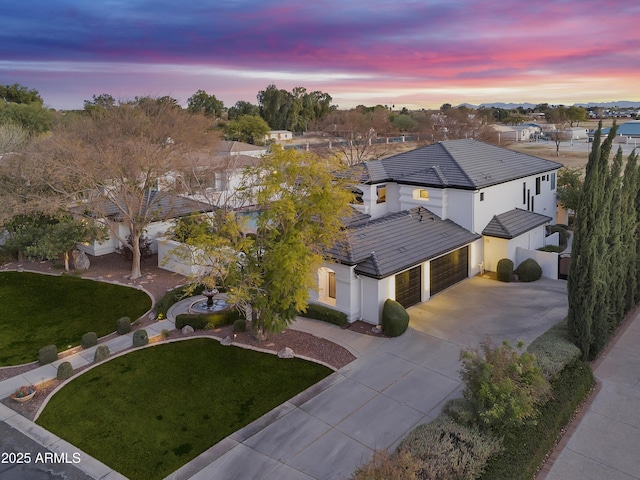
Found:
[515,246,558,279]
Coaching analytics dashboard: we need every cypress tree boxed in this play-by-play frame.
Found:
[589,126,617,357]
[567,124,604,359]
[604,148,623,328]
[620,151,638,313]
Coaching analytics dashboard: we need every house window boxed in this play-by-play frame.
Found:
[551,172,556,190]
[535,177,541,195]
[376,185,387,204]
[480,192,485,201]
[412,189,429,200]
[523,182,526,204]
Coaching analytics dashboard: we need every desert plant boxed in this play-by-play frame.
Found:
[94,345,110,362]
[81,331,98,349]
[350,449,419,480]
[381,299,409,337]
[496,258,514,282]
[398,416,503,480]
[526,319,581,380]
[57,361,74,380]
[132,329,149,347]
[514,258,542,282]
[116,317,131,335]
[459,339,551,433]
[233,319,247,333]
[38,344,58,366]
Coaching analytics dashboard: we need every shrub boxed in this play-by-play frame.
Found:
[38,345,58,366]
[161,329,171,339]
[132,329,148,347]
[81,332,98,349]
[459,339,551,433]
[116,317,131,335]
[57,361,74,380]
[398,416,503,480]
[381,299,410,337]
[350,449,419,480]
[233,319,247,333]
[537,245,563,253]
[480,360,594,480]
[526,319,581,380]
[94,345,110,362]
[301,303,348,327]
[174,309,240,330]
[496,258,514,282]
[514,258,542,282]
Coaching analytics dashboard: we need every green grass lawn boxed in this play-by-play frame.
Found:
[37,338,332,480]
[0,271,151,366]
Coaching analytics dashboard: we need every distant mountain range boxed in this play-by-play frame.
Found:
[458,101,640,109]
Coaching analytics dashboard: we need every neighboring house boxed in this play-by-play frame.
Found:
[310,139,562,324]
[491,124,541,142]
[265,130,293,142]
[216,140,267,158]
[77,193,215,256]
[601,120,640,142]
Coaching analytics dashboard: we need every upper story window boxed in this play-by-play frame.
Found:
[551,172,556,190]
[535,177,541,195]
[412,189,429,200]
[376,184,387,204]
[480,192,485,201]
[351,188,364,205]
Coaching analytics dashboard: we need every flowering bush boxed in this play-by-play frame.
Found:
[12,385,36,398]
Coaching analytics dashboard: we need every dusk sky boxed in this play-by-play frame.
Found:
[2,0,639,110]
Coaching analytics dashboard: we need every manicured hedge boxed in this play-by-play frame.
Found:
[155,284,206,317]
[381,299,410,337]
[301,303,348,327]
[479,360,594,480]
[496,258,514,282]
[175,308,240,330]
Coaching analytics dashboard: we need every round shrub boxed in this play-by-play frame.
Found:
[56,361,74,380]
[381,299,410,337]
[94,345,110,363]
[116,317,131,335]
[38,345,58,366]
[515,258,542,282]
[81,332,98,349]
[496,258,514,282]
[233,319,247,333]
[132,329,149,347]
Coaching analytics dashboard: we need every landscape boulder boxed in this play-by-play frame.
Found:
[72,250,91,270]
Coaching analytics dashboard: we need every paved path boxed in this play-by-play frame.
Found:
[543,310,640,480]
[0,276,570,480]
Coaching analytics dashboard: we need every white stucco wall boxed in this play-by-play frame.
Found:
[482,225,548,272]
[515,247,559,279]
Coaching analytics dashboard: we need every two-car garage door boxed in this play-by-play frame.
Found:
[395,246,469,309]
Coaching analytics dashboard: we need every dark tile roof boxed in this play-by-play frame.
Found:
[482,208,552,239]
[358,139,562,189]
[330,207,480,279]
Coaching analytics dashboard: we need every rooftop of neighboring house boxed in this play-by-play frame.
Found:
[603,120,640,137]
[216,141,268,155]
[353,139,563,190]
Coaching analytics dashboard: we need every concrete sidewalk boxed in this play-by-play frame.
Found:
[543,311,640,480]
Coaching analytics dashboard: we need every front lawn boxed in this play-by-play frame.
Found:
[0,272,151,365]
[36,338,332,480]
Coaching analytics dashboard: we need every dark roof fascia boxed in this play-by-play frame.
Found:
[353,236,481,280]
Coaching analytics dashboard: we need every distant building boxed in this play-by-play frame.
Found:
[265,130,293,142]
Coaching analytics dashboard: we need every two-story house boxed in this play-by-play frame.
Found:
[310,139,562,324]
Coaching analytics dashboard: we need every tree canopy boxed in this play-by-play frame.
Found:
[187,90,225,118]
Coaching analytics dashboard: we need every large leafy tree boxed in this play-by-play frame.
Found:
[257,84,333,133]
[4,99,218,279]
[179,146,353,335]
[0,83,43,105]
[187,90,225,118]
[223,114,270,145]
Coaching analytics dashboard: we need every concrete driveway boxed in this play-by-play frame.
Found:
[178,276,568,480]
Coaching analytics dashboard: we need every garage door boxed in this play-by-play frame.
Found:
[395,265,422,308]
[430,246,468,296]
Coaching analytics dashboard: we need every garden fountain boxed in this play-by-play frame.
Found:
[189,288,231,314]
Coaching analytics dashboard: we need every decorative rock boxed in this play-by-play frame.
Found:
[220,336,233,346]
[72,250,90,270]
[94,345,110,362]
[278,347,294,359]
[181,325,194,334]
[132,329,149,347]
[38,345,58,366]
[56,361,74,380]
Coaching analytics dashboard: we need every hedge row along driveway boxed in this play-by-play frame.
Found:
[0,271,152,366]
